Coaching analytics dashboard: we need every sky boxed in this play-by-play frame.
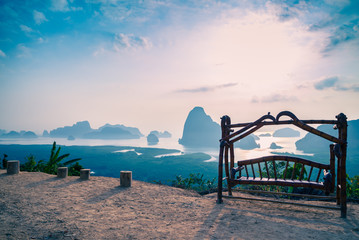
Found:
[0,0,359,137]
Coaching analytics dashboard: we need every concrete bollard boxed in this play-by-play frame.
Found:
[7,160,20,174]
[80,169,90,180]
[57,167,68,178]
[120,171,132,187]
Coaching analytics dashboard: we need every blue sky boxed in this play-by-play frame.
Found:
[0,0,359,137]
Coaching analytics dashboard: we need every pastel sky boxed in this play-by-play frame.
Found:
[1,0,359,137]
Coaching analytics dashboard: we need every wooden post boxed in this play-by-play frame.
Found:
[57,167,68,178]
[7,160,19,174]
[80,169,90,180]
[217,142,225,204]
[120,171,132,187]
[337,113,347,218]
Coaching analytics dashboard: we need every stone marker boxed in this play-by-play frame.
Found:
[57,167,68,178]
[80,169,91,180]
[120,171,132,187]
[7,160,20,174]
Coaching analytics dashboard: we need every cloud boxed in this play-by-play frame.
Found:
[16,44,31,58]
[175,83,238,93]
[314,76,359,92]
[20,25,33,33]
[335,84,359,92]
[33,10,48,25]
[50,0,82,12]
[314,76,339,90]
[113,33,152,51]
[323,18,359,52]
[269,1,359,53]
[51,0,70,12]
[0,49,6,57]
[252,94,297,103]
[100,3,132,22]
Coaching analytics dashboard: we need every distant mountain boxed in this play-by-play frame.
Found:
[270,142,283,149]
[147,133,159,145]
[273,127,300,137]
[83,126,140,139]
[296,119,359,154]
[22,131,38,138]
[149,130,171,138]
[42,130,50,137]
[99,124,144,137]
[0,131,37,138]
[179,107,220,147]
[50,121,92,138]
[48,121,143,139]
[259,133,271,137]
[1,131,21,138]
[236,134,260,150]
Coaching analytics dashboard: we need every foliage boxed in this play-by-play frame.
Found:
[1,154,8,169]
[68,162,83,176]
[347,174,359,200]
[20,155,45,172]
[260,161,307,180]
[20,141,83,176]
[247,161,309,193]
[44,141,82,175]
[170,173,217,195]
[261,161,286,179]
[0,144,217,182]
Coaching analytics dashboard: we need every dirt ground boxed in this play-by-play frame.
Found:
[1,169,359,240]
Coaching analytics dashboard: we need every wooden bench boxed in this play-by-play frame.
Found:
[230,154,335,195]
[217,111,348,218]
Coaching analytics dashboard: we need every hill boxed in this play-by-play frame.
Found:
[179,107,220,147]
[273,128,300,137]
[296,119,359,154]
[1,170,358,239]
[48,121,143,139]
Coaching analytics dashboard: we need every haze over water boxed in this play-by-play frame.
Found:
[0,133,310,162]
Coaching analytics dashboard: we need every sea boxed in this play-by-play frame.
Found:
[0,134,311,162]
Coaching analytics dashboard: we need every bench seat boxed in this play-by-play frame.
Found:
[229,177,325,190]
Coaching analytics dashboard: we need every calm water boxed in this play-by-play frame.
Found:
[0,134,311,162]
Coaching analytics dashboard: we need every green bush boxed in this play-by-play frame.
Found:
[20,141,83,176]
[171,173,217,195]
[1,154,8,169]
[347,174,359,200]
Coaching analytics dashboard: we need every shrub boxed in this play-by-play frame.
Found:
[347,174,359,201]
[171,173,217,195]
[1,154,8,169]
[20,141,83,176]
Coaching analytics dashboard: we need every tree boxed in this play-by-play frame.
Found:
[43,141,82,175]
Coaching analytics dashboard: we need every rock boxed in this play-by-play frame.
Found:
[295,119,359,154]
[236,134,260,150]
[269,142,283,149]
[1,131,21,138]
[50,121,143,140]
[23,131,37,138]
[273,128,300,137]
[50,121,93,138]
[84,127,140,139]
[259,133,271,137]
[42,130,50,137]
[149,130,172,138]
[98,124,143,137]
[147,133,159,145]
[178,107,220,147]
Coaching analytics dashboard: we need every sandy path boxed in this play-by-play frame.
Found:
[1,169,359,239]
